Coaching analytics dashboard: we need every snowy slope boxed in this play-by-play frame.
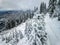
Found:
[0,13,51,45]
[17,14,48,45]
[0,23,25,45]
[45,13,60,45]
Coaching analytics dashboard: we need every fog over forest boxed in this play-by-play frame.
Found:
[0,0,49,10]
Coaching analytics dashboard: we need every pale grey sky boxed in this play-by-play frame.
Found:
[0,0,49,10]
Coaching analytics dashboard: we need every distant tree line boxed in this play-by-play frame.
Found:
[0,10,34,32]
[6,11,34,29]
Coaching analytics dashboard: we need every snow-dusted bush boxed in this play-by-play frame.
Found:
[0,29,24,45]
[25,14,47,45]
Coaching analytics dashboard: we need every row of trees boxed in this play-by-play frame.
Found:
[0,10,34,31]
[25,14,47,45]
[6,13,34,29]
[40,0,60,20]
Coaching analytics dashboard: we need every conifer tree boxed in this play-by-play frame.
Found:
[48,0,57,17]
[40,2,46,14]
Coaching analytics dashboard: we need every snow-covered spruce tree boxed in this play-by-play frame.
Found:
[40,2,46,14]
[25,14,47,45]
[48,0,57,17]
[52,0,60,19]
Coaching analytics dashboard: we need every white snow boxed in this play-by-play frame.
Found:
[0,22,26,45]
[45,13,60,45]
[0,13,60,45]
[0,23,25,35]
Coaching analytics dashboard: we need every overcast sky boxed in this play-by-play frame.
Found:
[0,0,49,10]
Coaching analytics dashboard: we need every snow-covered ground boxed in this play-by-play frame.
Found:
[0,13,47,45]
[0,23,26,45]
[45,13,60,45]
[0,13,60,45]
[17,14,47,45]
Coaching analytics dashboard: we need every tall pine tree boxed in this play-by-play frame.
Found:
[48,0,57,17]
[40,2,46,14]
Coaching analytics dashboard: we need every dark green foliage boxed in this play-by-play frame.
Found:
[40,2,46,14]
[0,21,5,30]
[7,22,11,29]
[11,20,15,28]
[16,19,19,25]
[48,0,57,16]
[6,20,16,29]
